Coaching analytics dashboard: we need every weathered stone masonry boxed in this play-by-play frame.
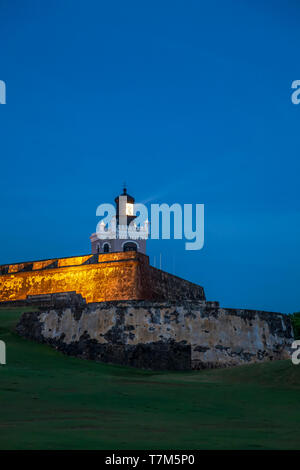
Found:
[2,250,294,371]
[16,299,293,370]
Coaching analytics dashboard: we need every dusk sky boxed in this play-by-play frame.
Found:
[1,0,300,313]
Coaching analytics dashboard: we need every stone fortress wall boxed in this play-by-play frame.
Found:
[16,297,293,370]
[0,252,205,304]
[1,251,294,371]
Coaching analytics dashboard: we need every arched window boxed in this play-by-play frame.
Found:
[123,242,137,252]
[97,244,100,253]
[103,243,110,253]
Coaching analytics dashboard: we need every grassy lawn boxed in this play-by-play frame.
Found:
[0,306,299,450]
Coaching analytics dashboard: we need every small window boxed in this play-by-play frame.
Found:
[97,244,100,253]
[123,242,137,252]
[103,243,110,253]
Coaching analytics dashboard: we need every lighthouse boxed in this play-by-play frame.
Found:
[90,187,148,255]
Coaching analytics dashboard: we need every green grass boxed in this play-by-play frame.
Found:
[0,307,300,450]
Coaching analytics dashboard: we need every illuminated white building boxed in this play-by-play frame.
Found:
[90,187,149,254]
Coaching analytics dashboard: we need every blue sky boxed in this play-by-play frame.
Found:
[0,0,300,313]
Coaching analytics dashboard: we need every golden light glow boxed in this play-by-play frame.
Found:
[58,256,91,267]
[126,203,134,216]
[0,252,146,303]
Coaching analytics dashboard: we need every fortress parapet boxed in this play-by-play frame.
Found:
[0,251,205,304]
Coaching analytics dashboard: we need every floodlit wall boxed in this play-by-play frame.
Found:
[0,252,205,303]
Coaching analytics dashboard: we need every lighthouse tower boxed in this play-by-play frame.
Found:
[90,187,148,255]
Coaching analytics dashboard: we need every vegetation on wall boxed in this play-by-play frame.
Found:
[289,312,300,340]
